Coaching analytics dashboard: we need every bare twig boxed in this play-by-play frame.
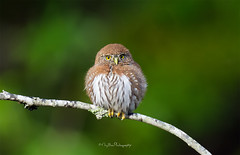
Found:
[0,90,211,155]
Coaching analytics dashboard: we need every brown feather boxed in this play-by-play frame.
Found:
[85,44,147,114]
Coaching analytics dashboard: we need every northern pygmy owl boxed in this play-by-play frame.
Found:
[85,44,147,120]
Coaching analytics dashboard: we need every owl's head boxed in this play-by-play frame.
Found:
[95,44,134,65]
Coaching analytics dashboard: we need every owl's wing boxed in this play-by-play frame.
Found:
[121,63,147,111]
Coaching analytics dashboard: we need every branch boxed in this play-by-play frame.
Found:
[0,90,211,155]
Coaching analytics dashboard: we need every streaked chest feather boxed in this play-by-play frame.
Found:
[90,73,132,109]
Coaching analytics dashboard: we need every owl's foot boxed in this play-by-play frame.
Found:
[108,109,114,118]
[121,113,126,120]
[117,112,126,120]
[117,112,121,118]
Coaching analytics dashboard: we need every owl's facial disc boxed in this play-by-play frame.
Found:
[95,44,133,65]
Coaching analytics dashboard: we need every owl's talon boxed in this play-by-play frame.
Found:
[108,109,114,118]
[121,113,125,120]
[111,109,114,117]
[117,112,125,120]
[117,112,121,118]
[108,109,113,118]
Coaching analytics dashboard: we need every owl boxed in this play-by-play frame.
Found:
[85,44,147,120]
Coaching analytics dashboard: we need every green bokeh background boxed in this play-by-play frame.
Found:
[0,0,239,155]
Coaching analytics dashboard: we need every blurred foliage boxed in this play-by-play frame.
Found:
[0,0,239,155]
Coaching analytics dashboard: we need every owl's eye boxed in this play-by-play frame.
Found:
[105,55,111,60]
[119,54,125,60]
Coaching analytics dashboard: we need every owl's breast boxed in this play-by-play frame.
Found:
[90,73,135,113]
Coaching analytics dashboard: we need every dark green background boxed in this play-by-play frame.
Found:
[0,0,239,155]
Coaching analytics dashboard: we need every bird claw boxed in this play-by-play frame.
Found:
[117,112,125,120]
[117,112,121,118]
[108,109,114,118]
[121,113,125,120]
[108,109,125,120]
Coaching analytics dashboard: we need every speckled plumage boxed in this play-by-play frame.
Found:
[85,44,147,117]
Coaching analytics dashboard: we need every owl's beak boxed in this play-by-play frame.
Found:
[114,57,119,65]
